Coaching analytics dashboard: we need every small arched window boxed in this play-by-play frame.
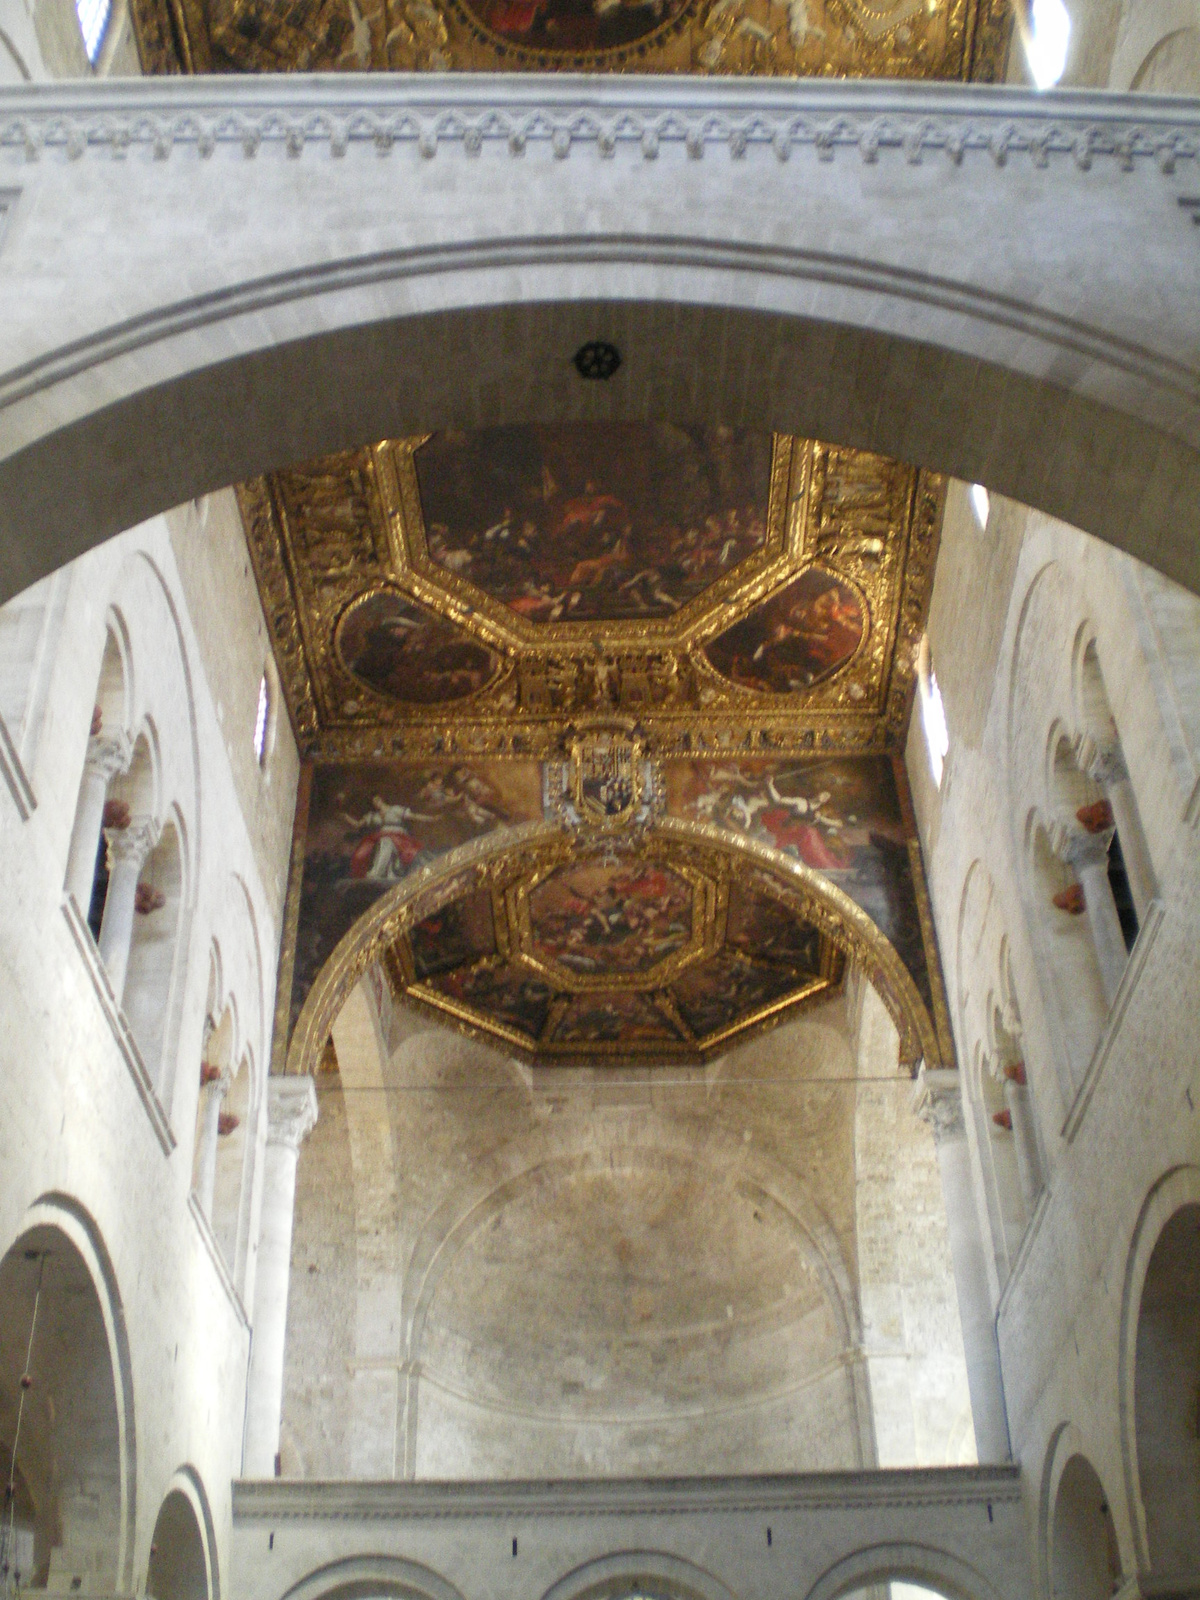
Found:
[918,637,949,788]
[253,671,270,767]
[75,0,112,63]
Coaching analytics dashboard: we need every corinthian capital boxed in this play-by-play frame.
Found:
[105,815,160,870]
[1058,825,1112,873]
[85,731,132,782]
[1087,744,1128,789]
[911,1065,965,1144]
[266,1077,318,1152]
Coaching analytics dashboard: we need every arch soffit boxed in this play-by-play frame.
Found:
[538,1549,739,1600]
[4,271,1200,604]
[284,816,943,1091]
[1037,1423,1131,1596]
[802,1540,1003,1600]
[278,1554,467,1600]
[6,1192,138,1595]
[1116,1161,1200,1573]
[396,1111,861,1366]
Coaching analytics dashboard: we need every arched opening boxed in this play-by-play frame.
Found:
[193,1003,235,1222]
[123,818,185,1089]
[1133,1203,1200,1578]
[1050,1455,1122,1599]
[63,625,131,927]
[145,1488,209,1600]
[1077,638,1155,933]
[0,1226,124,1594]
[1027,820,1107,1097]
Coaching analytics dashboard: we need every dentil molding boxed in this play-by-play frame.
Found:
[1,77,1199,172]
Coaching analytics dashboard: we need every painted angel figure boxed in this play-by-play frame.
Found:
[343,796,434,881]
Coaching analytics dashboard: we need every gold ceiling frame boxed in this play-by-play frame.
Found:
[241,434,945,761]
[504,836,725,994]
[388,833,841,1060]
[282,815,948,1079]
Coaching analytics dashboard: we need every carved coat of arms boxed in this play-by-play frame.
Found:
[570,729,645,828]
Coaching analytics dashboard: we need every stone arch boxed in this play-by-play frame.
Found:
[277,1554,467,1600]
[4,79,1200,604]
[803,1541,1003,1600]
[0,1193,137,1595]
[1048,1453,1123,1598]
[145,1467,219,1600]
[1118,1164,1200,1576]
[539,1550,738,1600]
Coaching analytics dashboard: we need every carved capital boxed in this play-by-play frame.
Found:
[84,732,132,783]
[104,815,160,870]
[911,1065,965,1144]
[266,1077,318,1152]
[1059,825,1112,873]
[1087,744,1128,789]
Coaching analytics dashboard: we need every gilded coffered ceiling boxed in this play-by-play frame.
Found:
[131,0,1009,83]
[383,832,843,1060]
[242,425,942,763]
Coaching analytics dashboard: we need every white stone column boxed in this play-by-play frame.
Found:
[195,1074,229,1220]
[1062,828,1127,1004]
[1090,746,1155,923]
[1002,1073,1042,1214]
[244,1076,318,1477]
[913,1066,1010,1463]
[64,734,130,911]
[97,816,158,1003]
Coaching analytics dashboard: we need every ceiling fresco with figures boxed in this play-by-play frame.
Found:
[242,428,942,763]
[385,834,844,1059]
[130,0,1009,83]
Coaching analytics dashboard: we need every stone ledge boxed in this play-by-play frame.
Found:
[0,77,1198,171]
[61,893,177,1157]
[232,1464,1024,1521]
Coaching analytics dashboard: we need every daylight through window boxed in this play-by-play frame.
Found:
[75,0,112,62]
[253,672,270,766]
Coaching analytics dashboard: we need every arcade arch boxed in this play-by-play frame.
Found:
[0,1216,131,1595]
[145,1485,212,1600]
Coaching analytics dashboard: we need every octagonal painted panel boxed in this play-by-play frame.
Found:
[526,859,694,978]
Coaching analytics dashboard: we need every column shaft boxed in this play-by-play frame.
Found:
[244,1078,318,1476]
[64,736,130,911]
[1004,1079,1042,1214]
[914,1068,1010,1463]
[1077,857,1128,1004]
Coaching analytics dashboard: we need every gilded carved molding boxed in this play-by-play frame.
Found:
[283,812,945,1077]
[126,0,1009,84]
[242,432,940,762]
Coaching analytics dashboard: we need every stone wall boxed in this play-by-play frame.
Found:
[0,506,297,1595]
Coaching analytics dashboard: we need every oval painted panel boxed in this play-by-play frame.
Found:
[703,568,865,695]
[336,589,502,706]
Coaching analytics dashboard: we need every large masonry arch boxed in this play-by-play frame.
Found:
[2,77,1200,600]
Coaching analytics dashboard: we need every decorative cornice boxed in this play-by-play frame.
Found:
[232,1463,1023,1520]
[2,78,1199,172]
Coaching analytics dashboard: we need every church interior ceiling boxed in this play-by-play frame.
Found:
[383,832,845,1060]
[130,0,988,1073]
[242,427,943,765]
[130,0,1010,85]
